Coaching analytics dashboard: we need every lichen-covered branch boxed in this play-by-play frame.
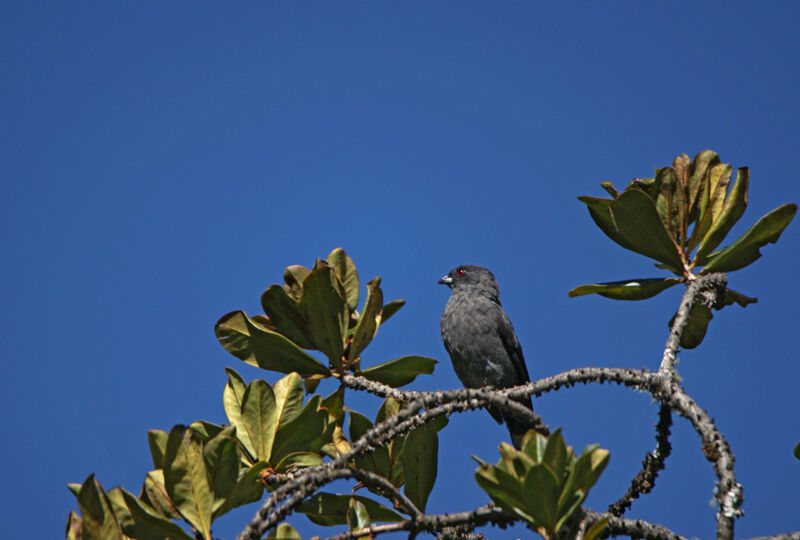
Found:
[608,403,673,516]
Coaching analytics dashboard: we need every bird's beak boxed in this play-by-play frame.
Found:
[438,275,453,286]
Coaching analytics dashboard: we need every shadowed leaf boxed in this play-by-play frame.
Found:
[215,311,329,377]
[119,488,195,540]
[577,196,636,252]
[724,288,758,308]
[76,475,124,540]
[163,426,213,539]
[399,416,448,512]
[569,278,681,300]
[611,189,684,272]
[347,498,370,531]
[260,285,315,349]
[380,299,405,323]
[296,493,404,526]
[669,302,713,349]
[695,167,749,263]
[700,203,797,273]
[283,265,311,301]
[359,356,437,387]
[300,263,348,367]
[327,248,360,311]
[348,277,383,362]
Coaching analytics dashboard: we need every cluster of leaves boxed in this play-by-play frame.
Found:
[66,249,448,539]
[215,248,433,389]
[570,151,796,347]
[474,429,609,539]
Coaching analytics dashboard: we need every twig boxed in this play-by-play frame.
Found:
[608,403,673,516]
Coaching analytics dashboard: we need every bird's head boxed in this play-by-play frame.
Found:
[438,265,500,297]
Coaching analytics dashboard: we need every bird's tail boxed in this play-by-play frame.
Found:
[503,395,548,449]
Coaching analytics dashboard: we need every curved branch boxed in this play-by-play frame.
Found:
[608,403,673,516]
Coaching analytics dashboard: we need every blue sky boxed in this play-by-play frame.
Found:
[3,3,799,539]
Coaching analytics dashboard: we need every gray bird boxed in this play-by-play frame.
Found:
[439,265,535,448]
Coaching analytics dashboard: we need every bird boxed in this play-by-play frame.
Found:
[439,264,536,449]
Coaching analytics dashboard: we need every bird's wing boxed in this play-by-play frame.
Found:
[496,309,531,385]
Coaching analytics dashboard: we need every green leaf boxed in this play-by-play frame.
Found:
[215,311,330,377]
[271,395,330,465]
[202,427,240,513]
[260,285,315,349]
[522,464,560,531]
[600,181,620,198]
[147,430,168,469]
[349,411,391,479]
[689,162,732,254]
[266,522,303,539]
[687,150,720,223]
[76,475,124,540]
[299,263,348,366]
[794,442,800,460]
[359,356,437,387]
[695,167,749,263]
[669,302,713,349]
[65,511,81,540]
[577,196,637,252]
[296,493,404,526]
[283,265,311,301]
[700,203,797,273]
[163,426,214,539]
[584,518,609,540]
[321,386,346,425]
[474,464,528,518]
[348,277,384,362]
[724,288,758,308]
[521,430,548,463]
[568,278,681,300]
[119,488,195,540]
[241,380,279,462]
[327,248,360,311]
[67,483,81,497]
[380,299,405,323]
[347,498,370,531]
[542,428,568,480]
[653,167,683,247]
[214,462,267,518]
[571,446,610,491]
[223,368,254,461]
[189,420,225,442]
[273,451,324,472]
[272,372,305,427]
[141,470,181,519]
[213,461,268,518]
[399,417,448,512]
[611,189,684,272]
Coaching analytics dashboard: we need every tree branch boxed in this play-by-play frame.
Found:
[608,403,673,516]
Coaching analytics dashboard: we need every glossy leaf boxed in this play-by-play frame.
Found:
[299,263,348,366]
[272,372,305,427]
[359,355,437,388]
[348,277,383,362]
[76,475,124,540]
[399,416,448,512]
[568,278,681,300]
[163,426,213,539]
[260,285,315,349]
[215,311,329,377]
[266,522,303,539]
[327,248,360,311]
[700,203,797,273]
[577,196,636,252]
[687,150,720,222]
[296,493,404,526]
[695,167,749,263]
[380,299,405,323]
[611,189,684,271]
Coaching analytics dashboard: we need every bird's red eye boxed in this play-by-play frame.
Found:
[456,268,466,277]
